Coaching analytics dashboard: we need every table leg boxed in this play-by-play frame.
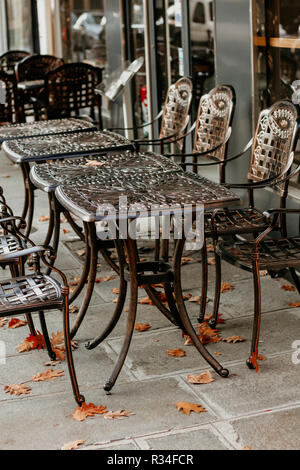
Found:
[173,237,229,378]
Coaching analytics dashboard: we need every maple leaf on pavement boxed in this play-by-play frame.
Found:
[134,323,151,332]
[8,318,27,329]
[103,410,135,420]
[61,440,86,450]
[72,402,107,421]
[176,401,207,415]
[31,369,64,382]
[166,348,186,357]
[4,383,31,396]
[187,371,215,384]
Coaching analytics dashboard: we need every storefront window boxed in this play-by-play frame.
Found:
[5,0,33,51]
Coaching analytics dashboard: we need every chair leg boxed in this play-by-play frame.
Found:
[209,250,222,328]
[198,241,208,323]
[63,290,85,405]
[247,259,262,371]
[39,311,56,361]
[289,267,300,294]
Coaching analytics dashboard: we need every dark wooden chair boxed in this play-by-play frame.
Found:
[15,54,64,121]
[33,62,103,128]
[0,50,30,75]
[214,206,300,371]
[209,100,299,329]
[0,70,19,124]
[0,187,84,406]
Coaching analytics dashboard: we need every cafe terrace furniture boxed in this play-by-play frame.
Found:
[214,207,300,371]
[2,126,134,236]
[30,151,183,338]
[0,50,30,75]
[54,155,240,392]
[32,63,103,128]
[208,100,299,329]
[0,70,19,124]
[15,54,64,122]
[0,209,84,405]
[110,76,193,152]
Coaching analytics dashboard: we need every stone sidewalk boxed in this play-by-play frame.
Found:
[1,153,300,450]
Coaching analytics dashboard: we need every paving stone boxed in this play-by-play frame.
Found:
[144,427,229,450]
[188,353,300,419]
[0,377,217,450]
[228,407,300,450]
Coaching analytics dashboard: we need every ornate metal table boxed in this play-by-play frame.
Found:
[0,117,96,144]
[54,156,240,392]
[2,129,134,235]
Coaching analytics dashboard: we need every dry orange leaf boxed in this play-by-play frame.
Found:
[62,228,70,234]
[223,335,245,343]
[37,215,50,222]
[206,244,214,252]
[176,401,207,415]
[289,302,300,308]
[112,287,119,294]
[72,402,107,421]
[17,331,45,353]
[257,354,267,361]
[0,318,7,328]
[85,160,106,167]
[188,295,201,304]
[69,305,79,314]
[204,313,225,324]
[8,318,27,329]
[31,369,64,382]
[134,323,151,332]
[187,371,215,384]
[282,284,296,291]
[70,276,81,286]
[166,348,186,357]
[221,282,234,293]
[0,174,10,178]
[207,257,216,265]
[61,440,86,450]
[95,275,115,283]
[103,410,135,420]
[76,249,85,257]
[4,383,31,396]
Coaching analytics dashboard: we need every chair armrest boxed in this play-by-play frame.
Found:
[107,110,163,132]
[0,245,47,262]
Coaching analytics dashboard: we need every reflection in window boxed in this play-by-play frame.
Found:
[193,3,205,24]
[5,0,33,51]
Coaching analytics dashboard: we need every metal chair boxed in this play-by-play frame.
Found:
[214,207,300,371]
[15,54,64,122]
[0,71,19,124]
[33,62,103,128]
[0,189,84,405]
[0,50,30,75]
[110,76,193,152]
[209,100,299,328]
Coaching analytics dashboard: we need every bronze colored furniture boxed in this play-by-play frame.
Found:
[214,207,300,371]
[0,187,84,405]
[15,54,64,122]
[33,62,103,128]
[0,71,19,124]
[209,100,299,329]
[0,50,30,75]
[111,76,193,152]
[2,126,133,237]
[54,152,240,391]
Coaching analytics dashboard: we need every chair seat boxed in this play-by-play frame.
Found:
[216,236,300,272]
[0,273,63,315]
[0,235,26,263]
[205,208,269,235]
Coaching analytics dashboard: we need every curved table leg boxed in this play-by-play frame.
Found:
[198,240,208,323]
[43,193,55,247]
[173,237,229,378]
[69,222,91,305]
[103,237,138,392]
[70,222,98,338]
[86,239,128,349]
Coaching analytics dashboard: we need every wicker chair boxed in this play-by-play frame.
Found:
[208,100,299,329]
[15,54,64,122]
[214,207,300,371]
[0,70,19,124]
[0,188,84,405]
[0,50,30,75]
[33,62,103,128]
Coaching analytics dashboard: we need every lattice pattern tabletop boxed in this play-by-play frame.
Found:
[54,153,240,222]
[2,130,134,163]
[0,118,97,144]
